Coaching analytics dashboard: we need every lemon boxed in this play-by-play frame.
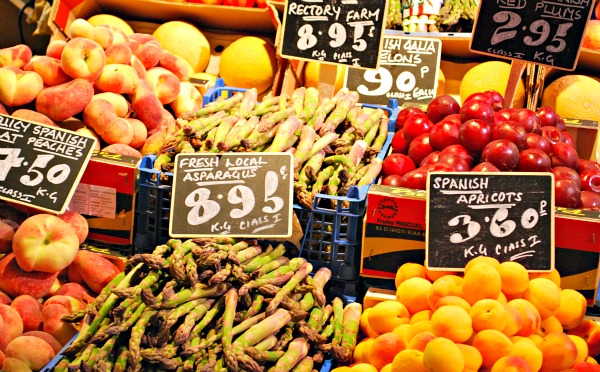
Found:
[87,14,134,35]
[219,36,278,94]
[303,61,346,94]
[459,61,526,108]
[541,74,600,122]
[153,21,211,73]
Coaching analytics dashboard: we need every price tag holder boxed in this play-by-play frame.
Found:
[0,114,97,214]
[170,153,294,238]
[279,0,388,69]
[469,0,594,70]
[426,172,555,272]
[344,34,442,106]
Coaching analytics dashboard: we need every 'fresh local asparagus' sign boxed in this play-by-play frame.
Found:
[426,172,554,272]
[344,34,442,107]
[170,153,294,238]
[0,114,97,213]
[469,0,595,70]
[279,0,388,69]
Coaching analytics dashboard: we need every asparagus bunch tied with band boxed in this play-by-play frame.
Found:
[154,86,392,209]
[57,238,362,371]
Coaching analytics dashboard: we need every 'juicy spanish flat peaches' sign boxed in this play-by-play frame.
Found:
[0,114,97,213]
[279,0,388,69]
[470,0,595,70]
[426,172,555,272]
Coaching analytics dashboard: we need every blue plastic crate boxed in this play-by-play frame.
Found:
[135,82,400,281]
[41,333,77,371]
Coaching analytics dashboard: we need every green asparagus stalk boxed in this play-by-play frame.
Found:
[366,116,389,157]
[332,302,363,363]
[357,157,383,186]
[173,299,214,345]
[361,118,381,147]
[266,116,303,152]
[113,345,129,372]
[319,91,359,135]
[293,126,317,172]
[240,121,282,150]
[191,91,243,118]
[65,263,144,355]
[238,270,295,297]
[246,348,286,363]
[250,96,281,116]
[253,334,278,352]
[220,116,259,151]
[189,296,225,340]
[301,87,319,121]
[307,132,340,159]
[330,297,345,350]
[159,282,230,309]
[222,289,239,371]
[250,256,290,279]
[128,308,158,371]
[257,107,296,133]
[292,356,314,372]
[272,338,310,372]
[291,87,306,118]
[266,262,313,316]
[233,308,292,349]
[211,115,239,152]
[239,88,258,118]
[237,245,263,262]
[301,149,326,182]
[181,111,228,136]
[244,243,286,273]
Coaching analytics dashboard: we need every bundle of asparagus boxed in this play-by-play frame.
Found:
[55,238,362,372]
[153,86,391,210]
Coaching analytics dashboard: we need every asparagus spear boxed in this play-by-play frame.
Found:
[232,308,292,349]
[307,132,340,159]
[222,289,239,371]
[211,115,239,153]
[332,302,363,363]
[158,282,230,309]
[236,245,263,263]
[266,116,303,152]
[301,87,320,121]
[291,87,306,118]
[357,157,383,186]
[239,88,258,118]
[191,91,243,118]
[113,345,129,372]
[266,262,313,316]
[250,256,290,279]
[319,91,359,135]
[128,307,158,370]
[244,243,286,273]
[173,299,214,345]
[292,356,314,372]
[293,126,317,172]
[272,338,310,372]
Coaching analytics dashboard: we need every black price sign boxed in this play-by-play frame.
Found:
[426,172,554,272]
[170,153,294,238]
[470,0,594,70]
[279,0,388,69]
[0,114,96,214]
[344,35,441,106]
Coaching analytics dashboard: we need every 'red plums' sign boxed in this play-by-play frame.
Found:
[470,0,595,70]
[0,114,97,213]
[425,172,555,272]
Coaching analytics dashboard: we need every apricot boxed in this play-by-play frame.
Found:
[522,278,561,319]
[431,305,473,343]
[380,364,392,372]
[407,331,436,352]
[539,332,578,371]
[353,338,373,364]
[569,335,590,365]
[368,332,406,371]
[472,329,514,369]
[349,364,377,372]
[407,320,433,342]
[464,256,500,273]
[529,269,561,288]
[368,301,409,334]
[434,295,471,312]
[462,263,502,305]
[491,355,533,372]
[535,315,563,337]
[470,299,509,332]
[502,303,525,337]
[426,275,463,310]
[554,289,587,330]
[498,261,530,297]
[424,267,458,282]
[457,343,483,372]
[422,337,464,372]
[396,277,432,314]
[391,349,427,372]
[511,338,543,372]
[508,299,542,337]
[410,309,433,324]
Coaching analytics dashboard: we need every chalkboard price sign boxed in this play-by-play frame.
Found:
[426,172,554,272]
[344,34,441,106]
[0,114,97,214]
[470,0,594,70]
[170,153,294,238]
[279,0,388,69]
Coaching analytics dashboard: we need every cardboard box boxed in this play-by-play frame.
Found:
[362,184,600,304]
[68,151,140,251]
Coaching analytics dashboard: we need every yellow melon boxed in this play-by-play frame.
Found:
[219,36,278,94]
[87,14,134,35]
[153,21,211,73]
[304,61,346,94]
[541,74,600,122]
[459,61,526,108]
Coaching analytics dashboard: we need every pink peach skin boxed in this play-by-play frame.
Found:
[60,37,106,81]
[36,78,94,122]
[127,117,148,149]
[105,40,133,65]
[21,331,62,354]
[0,304,24,352]
[95,63,139,94]
[146,66,181,104]
[70,250,121,293]
[0,102,7,114]
[42,304,77,346]
[130,54,147,80]
[10,295,42,332]
[0,44,32,68]
[53,282,95,304]
[131,78,163,131]
[23,55,71,86]
[159,51,190,81]
[170,81,202,118]
[2,357,32,371]
[0,290,11,305]
[57,210,89,245]
[5,335,56,370]
[46,40,66,59]
[83,99,134,145]
[0,219,19,254]
[102,143,143,158]
[43,295,86,314]
[128,33,162,70]
[0,66,43,107]
[0,254,58,299]
[10,109,57,127]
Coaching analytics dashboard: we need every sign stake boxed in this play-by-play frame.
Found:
[503,60,526,109]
